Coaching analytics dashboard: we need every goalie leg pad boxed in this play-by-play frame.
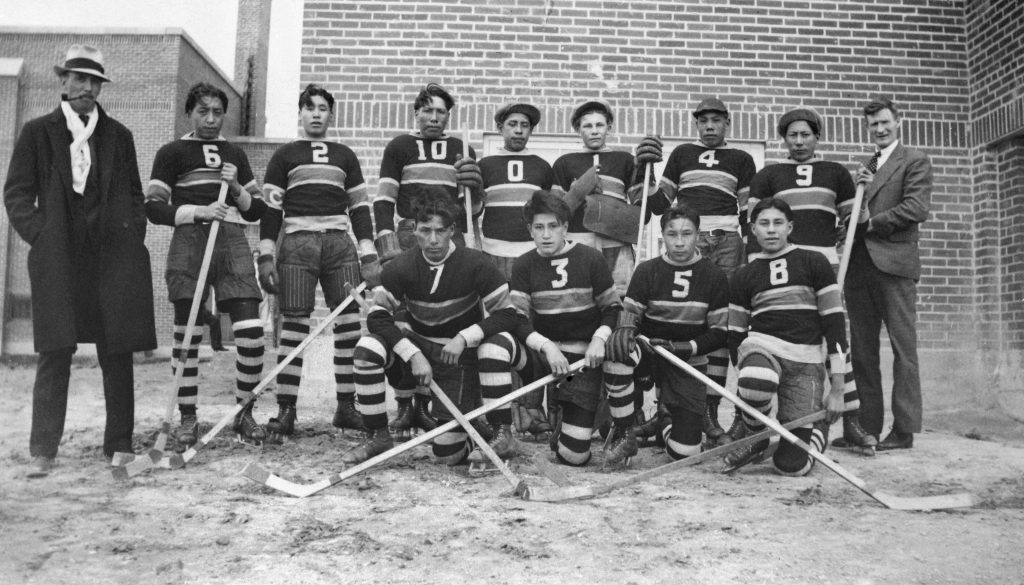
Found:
[554,402,594,467]
[278,264,317,316]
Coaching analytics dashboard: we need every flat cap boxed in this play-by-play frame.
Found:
[692,97,728,118]
[571,99,613,129]
[777,108,825,137]
[494,103,541,127]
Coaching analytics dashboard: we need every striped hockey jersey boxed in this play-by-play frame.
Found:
[260,139,372,242]
[479,148,553,258]
[728,245,848,370]
[146,133,265,226]
[373,132,478,233]
[653,141,756,233]
[746,158,856,263]
[510,241,620,347]
[623,254,729,356]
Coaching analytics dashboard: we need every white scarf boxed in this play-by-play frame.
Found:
[61,101,97,195]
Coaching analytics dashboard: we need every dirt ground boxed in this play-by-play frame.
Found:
[1,337,1023,585]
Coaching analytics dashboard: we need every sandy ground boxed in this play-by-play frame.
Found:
[1,337,1023,585]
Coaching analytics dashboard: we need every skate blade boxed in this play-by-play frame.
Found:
[601,455,634,471]
[468,461,500,477]
[721,446,774,474]
[234,433,265,447]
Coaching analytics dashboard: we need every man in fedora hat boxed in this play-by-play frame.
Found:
[4,45,157,478]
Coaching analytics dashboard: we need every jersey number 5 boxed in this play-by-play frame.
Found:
[550,258,569,289]
[202,144,221,168]
[672,270,692,298]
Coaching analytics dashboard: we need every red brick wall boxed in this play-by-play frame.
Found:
[300,0,975,348]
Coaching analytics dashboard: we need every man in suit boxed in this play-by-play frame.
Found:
[4,45,157,477]
[844,97,931,450]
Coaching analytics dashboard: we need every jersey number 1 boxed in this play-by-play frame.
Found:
[416,140,447,161]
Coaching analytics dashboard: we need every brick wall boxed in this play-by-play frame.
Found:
[300,0,976,348]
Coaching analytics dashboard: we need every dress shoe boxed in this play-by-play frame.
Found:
[877,430,913,451]
[27,456,55,478]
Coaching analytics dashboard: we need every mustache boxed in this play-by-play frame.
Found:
[62,93,95,102]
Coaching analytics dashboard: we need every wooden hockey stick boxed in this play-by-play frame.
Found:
[461,128,478,249]
[242,360,587,498]
[428,380,526,494]
[112,182,229,478]
[524,410,830,502]
[112,281,367,478]
[635,162,653,268]
[837,183,865,290]
[640,336,974,511]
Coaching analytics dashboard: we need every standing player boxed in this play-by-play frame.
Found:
[641,97,758,446]
[746,108,876,452]
[373,83,483,258]
[550,100,646,296]
[257,84,381,439]
[606,205,729,460]
[723,198,846,475]
[341,192,524,466]
[146,82,269,449]
[505,191,637,468]
[478,103,554,438]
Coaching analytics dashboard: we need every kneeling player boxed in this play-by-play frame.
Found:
[724,198,846,475]
[606,205,729,459]
[508,191,637,467]
[342,192,524,467]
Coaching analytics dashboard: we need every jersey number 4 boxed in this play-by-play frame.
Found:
[698,150,720,169]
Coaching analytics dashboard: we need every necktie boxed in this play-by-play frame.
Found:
[866,151,880,173]
[79,114,89,126]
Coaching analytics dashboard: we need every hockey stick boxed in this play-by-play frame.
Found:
[836,183,865,290]
[112,281,367,478]
[461,128,478,249]
[113,182,230,478]
[242,360,587,498]
[345,287,525,492]
[634,161,653,268]
[428,380,526,494]
[639,335,974,511]
[524,410,829,502]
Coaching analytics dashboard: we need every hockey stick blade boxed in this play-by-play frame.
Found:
[640,336,975,511]
[524,410,828,502]
[242,360,586,498]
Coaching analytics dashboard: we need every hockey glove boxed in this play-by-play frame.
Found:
[644,338,694,360]
[360,253,383,288]
[374,232,402,263]
[454,155,483,191]
[257,254,279,294]
[635,135,663,164]
[565,166,602,214]
[606,326,637,363]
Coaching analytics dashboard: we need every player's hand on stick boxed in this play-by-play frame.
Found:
[854,166,874,187]
[440,335,467,366]
[220,162,244,194]
[195,200,229,222]
[454,154,483,191]
[585,336,606,369]
[409,352,433,387]
[605,326,637,363]
[826,374,846,424]
[635,135,663,164]
[540,342,570,376]
[360,253,383,288]
[257,254,279,294]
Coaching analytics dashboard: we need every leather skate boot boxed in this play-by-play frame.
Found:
[603,424,638,469]
[721,420,769,473]
[412,394,439,433]
[390,397,415,441]
[332,394,366,433]
[637,403,669,447]
[267,403,297,441]
[175,412,199,453]
[725,409,745,441]
[233,403,267,445]
[468,423,519,475]
[341,427,394,465]
[703,399,728,444]
[831,414,878,454]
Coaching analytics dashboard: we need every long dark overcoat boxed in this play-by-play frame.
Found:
[3,104,157,354]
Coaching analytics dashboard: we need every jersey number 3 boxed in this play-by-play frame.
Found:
[550,258,569,289]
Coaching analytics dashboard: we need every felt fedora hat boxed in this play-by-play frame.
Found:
[53,45,111,82]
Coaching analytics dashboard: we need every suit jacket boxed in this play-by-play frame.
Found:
[862,143,932,280]
[3,104,157,353]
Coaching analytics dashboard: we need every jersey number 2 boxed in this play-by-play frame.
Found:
[311,142,329,163]
[550,258,569,289]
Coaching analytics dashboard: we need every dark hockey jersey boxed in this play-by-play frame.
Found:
[260,139,372,242]
[728,245,847,368]
[146,133,264,226]
[623,254,729,355]
[653,141,756,232]
[368,243,520,357]
[373,132,478,233]
[746,157,856,262]
[510,241,620,345]
[479,149,553,258]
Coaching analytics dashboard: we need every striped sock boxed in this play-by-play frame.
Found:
[232,318,265,404]
[275,315,309,406]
